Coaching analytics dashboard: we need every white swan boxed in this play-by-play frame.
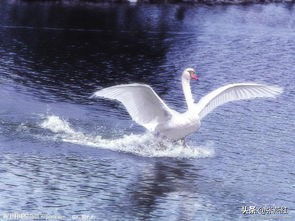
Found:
[91,68,282,142]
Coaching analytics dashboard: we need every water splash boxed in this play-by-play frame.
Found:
[40,115,214,158]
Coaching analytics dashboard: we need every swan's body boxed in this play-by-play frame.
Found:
[91,68,282,141]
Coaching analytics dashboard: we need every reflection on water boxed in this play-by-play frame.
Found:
[0,152,247,220]
[0,1,295,220]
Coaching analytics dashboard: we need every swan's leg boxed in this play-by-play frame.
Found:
[154,132,169,149]
[180,138,188,148]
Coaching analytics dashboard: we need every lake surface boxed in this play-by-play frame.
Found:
[0,1,295,220]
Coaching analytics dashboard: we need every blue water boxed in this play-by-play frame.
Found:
[0,1,294,220]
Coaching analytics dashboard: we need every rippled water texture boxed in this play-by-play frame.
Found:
[0,1,294,220]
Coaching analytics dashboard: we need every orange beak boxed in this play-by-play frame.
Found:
[191,73,199,80]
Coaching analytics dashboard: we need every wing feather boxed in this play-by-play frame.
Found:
[195,83,283,120]
[91,83,174,131]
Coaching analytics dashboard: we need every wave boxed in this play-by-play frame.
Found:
[40,115,215,158]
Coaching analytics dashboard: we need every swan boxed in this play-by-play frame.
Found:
[91,68,282,143]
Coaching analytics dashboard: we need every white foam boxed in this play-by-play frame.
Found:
[40,115,214,158]
[41,115,75,134]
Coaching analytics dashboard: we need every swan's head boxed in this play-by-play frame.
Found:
[183,68,198,81]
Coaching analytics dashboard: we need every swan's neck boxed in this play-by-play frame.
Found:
[182,77,194,110]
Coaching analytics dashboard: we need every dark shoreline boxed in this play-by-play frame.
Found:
[20,0,295,5]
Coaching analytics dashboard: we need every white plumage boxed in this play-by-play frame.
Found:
[194,83,282,120]
[91,68,283,141]
[91,83,174,131]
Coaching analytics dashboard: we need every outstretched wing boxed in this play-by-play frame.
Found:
[194,83,283,120]
[91,83,174,131]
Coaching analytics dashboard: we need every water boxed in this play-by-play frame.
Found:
[1,1,295,220]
